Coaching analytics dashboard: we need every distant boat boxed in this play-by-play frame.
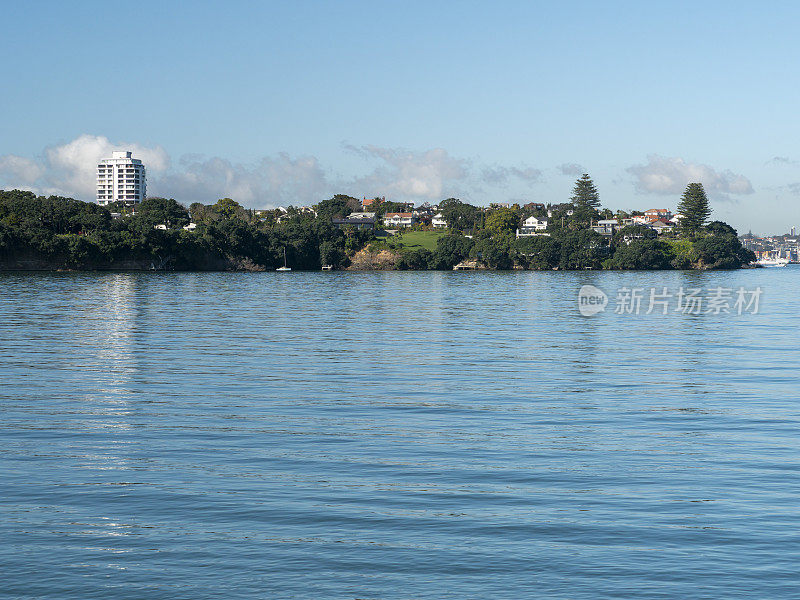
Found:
[756,257,789,267]
[321,265,333,271]
[276,247,292,271]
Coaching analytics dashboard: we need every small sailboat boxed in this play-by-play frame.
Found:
[276,247,292,271]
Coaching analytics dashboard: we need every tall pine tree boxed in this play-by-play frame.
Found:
[570,173,600,227]
[570,173,600,208]
[677,183,711,237]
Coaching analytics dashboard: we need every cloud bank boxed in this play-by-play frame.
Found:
[627,155,754,197]
[0,135,548,208]
[0,135,170,199]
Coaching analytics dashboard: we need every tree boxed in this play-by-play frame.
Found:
[213,197,245,220]
[439,198,481,233]
[319,239,347,268]
[677,183,711,237]
[471,231,513,269]
[693,221,754,269]
[569,174,600,228]
[557,229,607,269]
[570,173,600,209]
[705,220,737,237]
[485,207,519,236]
[189,202,213,223]
[397,248,432,270]
[612,224,657,246]
[135,197,190,229]
[429,233,474,269]
[605,239,674,270]
[513,235,561,270]
[316,195,361,221]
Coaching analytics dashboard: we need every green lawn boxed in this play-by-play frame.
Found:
[392,230,446,252]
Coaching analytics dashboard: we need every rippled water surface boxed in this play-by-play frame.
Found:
[1,270,799,599]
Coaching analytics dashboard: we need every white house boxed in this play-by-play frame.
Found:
[516,215,549,237]
[432,213,448,228]
[523,216,548,230]
[669,213,684,225]
[384,212,416,228]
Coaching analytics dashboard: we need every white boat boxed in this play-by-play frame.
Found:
[756,257,789,267]
[276,247,292,271]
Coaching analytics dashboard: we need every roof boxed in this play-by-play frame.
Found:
[333,216,375,224]
[385,212,413,218]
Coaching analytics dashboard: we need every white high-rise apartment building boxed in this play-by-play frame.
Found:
[96,151,146,206]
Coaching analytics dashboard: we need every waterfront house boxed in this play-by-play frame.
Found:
[516,215,549,237]
[384,212,417,228]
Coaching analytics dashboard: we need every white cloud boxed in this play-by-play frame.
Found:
[0,155,44,185]
[627,155,754,197]
[157,153,329,207]
[767,156,797,166]
[1,135,546,207]
[558,163,585,176]
[345,145,470,200]
[0,134,169,200]
[481,165,542,186]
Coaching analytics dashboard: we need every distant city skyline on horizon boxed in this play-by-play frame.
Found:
[2,1,800,235]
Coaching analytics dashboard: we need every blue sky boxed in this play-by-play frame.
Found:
[1,0,799,233]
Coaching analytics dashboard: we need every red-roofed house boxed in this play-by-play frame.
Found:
[362,196,385,209]
[644,208,672,222]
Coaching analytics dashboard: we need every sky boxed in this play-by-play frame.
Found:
[1,0,800,234]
